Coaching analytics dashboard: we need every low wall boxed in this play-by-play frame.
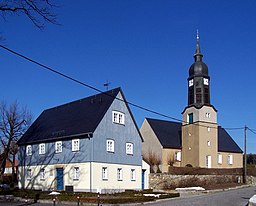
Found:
[149,173,244,190]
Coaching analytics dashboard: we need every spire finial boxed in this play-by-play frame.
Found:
[196,29,199,41]
[194,29,203,62]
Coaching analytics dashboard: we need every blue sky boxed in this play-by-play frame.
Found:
[1,0,256,153]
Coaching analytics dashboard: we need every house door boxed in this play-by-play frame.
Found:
[142,169,146,190]
[56,168,64,190]
[206,156,211,168]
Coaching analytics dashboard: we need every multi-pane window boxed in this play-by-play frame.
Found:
[40,168,45,180]
[39,143,45,155]
[26,145,32,156]
[112,111,125,125]
[55,141,62,153]
[205,112,211,118]
[131,169,136,181]
[126,143,134,155]
[73,167,80,180]
[27,169,32,180]
[228,154,233,165]
[102,167,108,180]
[175,151,181,161]
[106,139,114,153]
[72,139,80,152]
[218,154,222,164]
[117,168,123,181]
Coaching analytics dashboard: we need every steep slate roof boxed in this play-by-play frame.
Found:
[218,127,243,153]
[18,87,140,145]
[145,118,242,153]
[146,118,182,149]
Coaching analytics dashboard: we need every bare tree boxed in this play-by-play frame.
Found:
[0,101,32,183]
[0,0,58,29]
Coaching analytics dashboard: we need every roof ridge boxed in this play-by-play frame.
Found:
[44,87,121,112]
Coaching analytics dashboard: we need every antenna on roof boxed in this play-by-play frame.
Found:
[103,80,111,91]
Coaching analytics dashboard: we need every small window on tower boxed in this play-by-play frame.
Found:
[187,113,193,124]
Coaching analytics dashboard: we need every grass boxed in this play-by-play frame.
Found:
[0,188,180,204]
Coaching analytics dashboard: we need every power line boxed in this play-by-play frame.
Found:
[0,45,247,131]
[0,45,182,122]
[247,127,256,135]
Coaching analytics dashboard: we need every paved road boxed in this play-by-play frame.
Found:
[0,186,255,206]
[150,186,256,206]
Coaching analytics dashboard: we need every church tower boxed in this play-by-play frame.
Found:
[181,32,218,168]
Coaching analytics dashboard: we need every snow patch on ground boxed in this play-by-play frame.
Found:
[175,187,205,191]
[248,194,256,206]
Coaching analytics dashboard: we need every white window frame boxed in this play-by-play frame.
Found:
[207,141,211,147]
[205,112,211,118]
[39,143,45,155]
[112,111,125,125]
[228,154,233,165]
[126,143,134,155]
[73,167,80,180]
[106,139,115,153]
[55,141,62,153]
[117,168,123,181]
[131,169,136,181]
[189,79,194,87]
[40,168,45,180]
[27,169,32,180]
[26,145,32,156]
[102,167,108,180]
[72,139,80,152]
[175,151,181,161]
[218,154,222,164]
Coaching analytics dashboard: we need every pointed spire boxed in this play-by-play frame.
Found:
[194,29,203,62]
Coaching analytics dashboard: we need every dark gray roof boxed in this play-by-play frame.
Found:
[18,87,139,145]
[146,118,182,149]
[145,118,243,153]
[218,127,243,153]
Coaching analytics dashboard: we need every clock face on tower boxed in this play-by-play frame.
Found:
[203,78,209,85]
[189,79,194,87]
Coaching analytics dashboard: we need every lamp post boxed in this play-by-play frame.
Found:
[53,197,56,206]
[77,195,80,206]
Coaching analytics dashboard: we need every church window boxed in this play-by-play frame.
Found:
[188,87,194,105]
[228,155,233,165]
[204,87,209,104]
[196,88,202,103]
[188,113,193,124]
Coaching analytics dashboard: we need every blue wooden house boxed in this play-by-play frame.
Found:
[18,88,147,192]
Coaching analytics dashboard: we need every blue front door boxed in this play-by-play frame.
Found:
[56,168,64,190]
[142,169,146,190]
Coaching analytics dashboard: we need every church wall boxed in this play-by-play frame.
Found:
[161,148,181,173]
[140,119,162,165]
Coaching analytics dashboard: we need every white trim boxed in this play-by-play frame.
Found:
[40,168,45,180]
[72,139,80,152]
[102,167,108,180]
[228,154,233,165]
[39,143,45,155]
[26,145,32,156]
[126,143,133,155]
[106,139,114,153]
[55,141,62,153]
[117,168,123,181]
[112,111,125,125]
[218,154,222,164]
[73,167,80,180]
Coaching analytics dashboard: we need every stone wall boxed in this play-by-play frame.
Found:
[149,173,244,190]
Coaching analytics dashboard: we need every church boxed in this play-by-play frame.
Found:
[140,34,243,173]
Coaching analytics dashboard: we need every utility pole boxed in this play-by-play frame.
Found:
[243,125,247,184]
